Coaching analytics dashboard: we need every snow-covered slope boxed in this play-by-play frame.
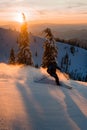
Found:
[0,28,87,81]
[57,42,87,81]
[0,28,18,62]
[0,64,87,130]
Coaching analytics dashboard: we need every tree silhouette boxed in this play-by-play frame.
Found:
[8,48,15,64]
[17,13,33,65]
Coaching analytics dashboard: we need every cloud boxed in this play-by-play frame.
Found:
[80,12,87,14]
[37,10,47,15]
[67,2,87,9]
[0,0,25,8]
[0,0,87,23]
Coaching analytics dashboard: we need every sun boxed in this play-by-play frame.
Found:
[15,13,24,23]
[14,11,32,24]
[14,12,27,23]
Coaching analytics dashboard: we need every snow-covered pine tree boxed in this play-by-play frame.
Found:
[17,13,33,65]
[8,48,15,64]
[42,28,58,67]
[61,53,70,73]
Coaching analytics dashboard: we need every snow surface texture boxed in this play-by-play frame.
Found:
[0,63,87,130]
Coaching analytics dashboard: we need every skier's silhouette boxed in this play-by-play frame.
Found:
[47,62,61,85]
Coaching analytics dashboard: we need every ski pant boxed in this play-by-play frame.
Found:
[49,73,59,85]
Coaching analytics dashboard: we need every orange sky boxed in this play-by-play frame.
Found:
[0,0,87,25]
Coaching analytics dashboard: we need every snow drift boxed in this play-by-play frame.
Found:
[0,64,87,130]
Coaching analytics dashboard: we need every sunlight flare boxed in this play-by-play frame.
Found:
[14,12,29,24]
[15,13,24,23]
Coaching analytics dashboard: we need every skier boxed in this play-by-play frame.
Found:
[47,62,61,85]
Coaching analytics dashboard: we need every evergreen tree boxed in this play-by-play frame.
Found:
[70,46,75,55]
[61,53,70,72]
[35,51,38,57]
[35,50,38,68]
[9,48,15,64]
[17,13,33,65]
[85,75,87,82]
[42,28,58,67]
[64,53,69,72]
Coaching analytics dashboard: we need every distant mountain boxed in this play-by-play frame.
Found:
[30,24,87,48]
[1,22,87,39]
[29,24,87,48]
[0,28,87,81]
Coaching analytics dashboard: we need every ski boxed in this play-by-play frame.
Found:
[60,82,72,89]
[34,76,48,83]
[34,79,72,90]
[34,76,72,90]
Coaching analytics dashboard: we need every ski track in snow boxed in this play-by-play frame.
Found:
[0,63,87,130]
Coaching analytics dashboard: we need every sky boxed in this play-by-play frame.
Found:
[0,0,87,25]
